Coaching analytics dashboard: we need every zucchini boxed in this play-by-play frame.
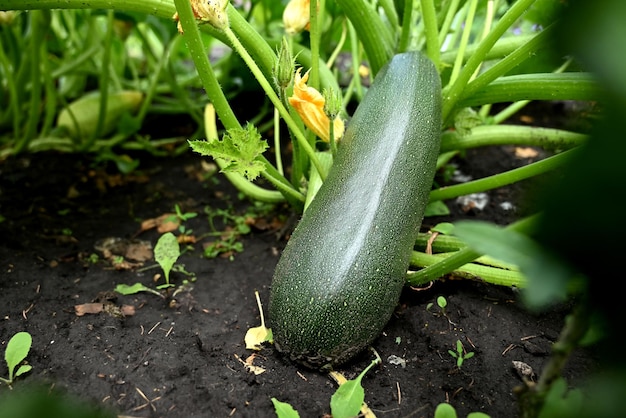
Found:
[268,51,442,369]
[56,90,143,139]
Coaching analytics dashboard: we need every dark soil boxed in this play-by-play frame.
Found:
[0,130,596,417]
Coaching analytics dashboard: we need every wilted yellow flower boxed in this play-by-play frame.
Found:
[289,68,344,143]
[283,0,310,35]
[173,0,229,33]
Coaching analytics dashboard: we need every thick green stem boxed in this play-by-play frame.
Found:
[173,0,238,130]
[440,125,587,153]
[409,251,526,287]
[336,0,395,75]
[420,0,440,67]
[458,73,601,108]
[429,148,578,203]
[406,215,539,285]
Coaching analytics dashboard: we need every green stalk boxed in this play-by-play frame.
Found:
[449,0,478,85]
[39,43,57,138]
[15,10,46,153]
[379,0,399,30]
[439,125,587,153]
[325,20,348,69]
[438,0,461,48]
[133,28,175,125]
[406,215,539,285]
[398,0,413,53]
[491,100,529,124]
[409,251,526,287]
[172,0,238,130]
[273,109,284,175]
[222,27,327,180]
[336,0,395,75]
[441,35,537,66]
[458,73,601,108]
[420,0,441,67]
[461,25,557,100]
[85,9,115,149]
[428,147,578,203]
[442,0,538,123]
[0,31,20,135]
[308,0,320,89]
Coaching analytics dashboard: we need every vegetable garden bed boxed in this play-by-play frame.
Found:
[0,135,595,417]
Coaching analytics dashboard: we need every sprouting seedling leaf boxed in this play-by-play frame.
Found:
[330,356,380,418]
[245,290,273,350]
[115,283,163,297]
[189,123,268,181]
[3,332,32,385]
[271,397,300,418]
[434,402,458,418]
[154,232,180,287]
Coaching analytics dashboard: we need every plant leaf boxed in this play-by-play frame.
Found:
[189,123,268,181]
[154,232,180,284]
[434,403,458,418]
[271,398,300,418]
[330,378,365,418]
[5,332,32,381]
[14,364,32,378]
[330,358,379,418]
[115,283,161,297]
[425,200,450,217]
[467,413,491,418]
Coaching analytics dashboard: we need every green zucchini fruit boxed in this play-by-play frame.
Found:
[268,51,442,369]
[56,90,143,140]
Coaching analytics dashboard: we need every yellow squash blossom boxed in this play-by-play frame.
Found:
[283,0,311,35]
[288,68,344,143]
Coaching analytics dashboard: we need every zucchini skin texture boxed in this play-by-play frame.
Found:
[268,51,442,369]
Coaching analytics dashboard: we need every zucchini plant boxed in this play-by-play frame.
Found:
[0,0,610,413]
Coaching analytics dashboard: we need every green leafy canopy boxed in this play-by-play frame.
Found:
[189,123,268,181]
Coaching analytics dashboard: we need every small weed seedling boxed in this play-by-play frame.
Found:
[1,331,32,388]
[167,204,197,236]
[427,296,457,325]
[115,232,187,297]
[271,353,381,418]
[154,232,181,289]
[434,402,491,418]
[427,295,448,315]
[448,340,475,369]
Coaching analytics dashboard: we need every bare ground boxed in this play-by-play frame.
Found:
[0,140,596,417]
